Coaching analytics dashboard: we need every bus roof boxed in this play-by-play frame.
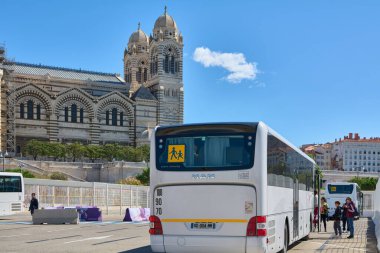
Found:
[0,172,23,177]
[260,122,316,165]
[326,182,359,186]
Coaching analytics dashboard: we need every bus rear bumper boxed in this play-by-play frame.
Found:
[151,235,266,253]
[151,235,165,252]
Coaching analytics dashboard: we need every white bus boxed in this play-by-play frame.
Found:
[325,182,363,218]
[0,172,24,215]
[149,122,315,253]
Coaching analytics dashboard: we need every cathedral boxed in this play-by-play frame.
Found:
[0,7,184,155]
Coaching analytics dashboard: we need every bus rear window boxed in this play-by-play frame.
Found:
[328,184,354,194]
[0,176,22,192]
[156,134,255,171]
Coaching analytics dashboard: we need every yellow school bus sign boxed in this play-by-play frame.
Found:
[167,145,185,163]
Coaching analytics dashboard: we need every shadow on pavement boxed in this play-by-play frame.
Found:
[119,246,152,253]
[365,219,378,253]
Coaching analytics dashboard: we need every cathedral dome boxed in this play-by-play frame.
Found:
[128,26,148,45]
[154,7,177,31]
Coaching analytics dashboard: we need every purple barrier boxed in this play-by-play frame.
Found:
[77,207,102,222]
[123,208,150,222]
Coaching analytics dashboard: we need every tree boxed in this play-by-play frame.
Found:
[102,144,123,162]
[85,145,102,163]
[349,177,378,191]
[67,142,85,162]
[138,145,150,162]
[47,142,66,160]
[136,168,150,186]
[25,140,47,160]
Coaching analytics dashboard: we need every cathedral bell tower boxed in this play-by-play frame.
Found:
[124,23,150,97]
[147,6,184,125]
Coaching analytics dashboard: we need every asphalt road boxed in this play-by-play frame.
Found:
[0,214,377,253]
[0,214,152,253]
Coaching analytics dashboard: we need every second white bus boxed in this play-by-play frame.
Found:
[149,122,315,253]
[325,182,363,218]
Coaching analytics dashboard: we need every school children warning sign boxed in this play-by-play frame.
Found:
[167,145,185,163]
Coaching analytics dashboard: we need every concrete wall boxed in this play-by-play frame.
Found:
[8,159,146,183]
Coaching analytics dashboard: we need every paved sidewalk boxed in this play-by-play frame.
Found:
[289,218,378,253]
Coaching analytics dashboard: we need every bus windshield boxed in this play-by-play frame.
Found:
[156,133,255,171]
[328,184,354,194]
[0,176,22,192]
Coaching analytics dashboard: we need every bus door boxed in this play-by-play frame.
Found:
[293,177,299,239]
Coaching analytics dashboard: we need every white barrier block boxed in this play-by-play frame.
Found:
[32,209,79,225]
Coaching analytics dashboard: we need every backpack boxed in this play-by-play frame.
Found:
[353,203,359,217]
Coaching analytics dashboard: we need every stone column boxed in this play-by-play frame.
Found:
[48,114,59,142]
[90,119,100,144]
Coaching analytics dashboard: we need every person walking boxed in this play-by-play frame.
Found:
[346,197,356,239]
[28,193,39,215]
[332,201,342,238]
[342,201,349,233]
[320,197,329,232]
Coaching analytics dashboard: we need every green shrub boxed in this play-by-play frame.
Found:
[50,172,68,181]
[5,168,35,178]
[136,168,149,186]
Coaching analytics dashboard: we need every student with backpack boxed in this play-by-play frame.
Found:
[332,201,342,238]
[320,197,329,232]
[346,197,357,239]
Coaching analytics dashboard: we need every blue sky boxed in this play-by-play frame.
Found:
[2,0,380,146]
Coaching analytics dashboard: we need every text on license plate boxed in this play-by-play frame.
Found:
[191,222,216,230]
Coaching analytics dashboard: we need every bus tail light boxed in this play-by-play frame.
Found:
[247,216,267,237]
[149,215,163,235]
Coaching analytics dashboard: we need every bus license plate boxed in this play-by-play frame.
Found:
[191,222,216,230]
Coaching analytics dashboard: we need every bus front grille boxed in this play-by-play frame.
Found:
[11,203,22,211]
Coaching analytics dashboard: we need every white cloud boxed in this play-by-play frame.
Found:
[193,47,258,83]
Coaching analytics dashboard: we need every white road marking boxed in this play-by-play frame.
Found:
[308,241,366,252]
[47,227,77,233]
[0,233,31,238]
[64,235,113,244]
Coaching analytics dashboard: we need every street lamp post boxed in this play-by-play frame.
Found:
[0,151,9,172]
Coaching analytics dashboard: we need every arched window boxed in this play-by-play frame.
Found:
[143,68,148,82]
[112,108,117,126]
[71,104,77,123]
[106,110,110,125]
[154,56,158,74]
[36,104,41,120]
[20,103,25,119]
[120,112,124,126]
[164,55,169,73]
[64,107,69,122]
[170,56,175,74]
[136,68,142,83]
[80,108,84,123]
[27,100,34,119]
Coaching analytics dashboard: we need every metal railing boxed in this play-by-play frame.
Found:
[24,178,149,215]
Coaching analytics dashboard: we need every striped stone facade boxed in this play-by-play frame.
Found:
[0,8,184,155]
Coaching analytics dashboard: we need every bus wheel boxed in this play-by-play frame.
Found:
[280,223,288,253]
